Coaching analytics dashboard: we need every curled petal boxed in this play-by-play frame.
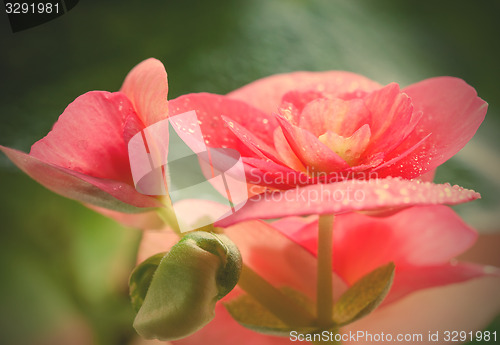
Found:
[299,98,370,138]
[363,83,414,155]
[120,58,169,126]
[318,125,371,165]
[222,116,283,163]
[276,115,350,172]
[215,178,480,227]
[273,127,306,172]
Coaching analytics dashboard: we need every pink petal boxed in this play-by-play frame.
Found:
[242,157,312,189]
[137,229,180,263]
[273,127,306,172]
[333,206,477,282]
[30,91,139,184]
[120,58,169,126]
[228,71,381,115]
[215,178,480,227]
[168,93,277,157]
[276,115,350,172]
[318,125,371,165]
[385,263,498,305]
[273,214,496,305]
[344,276,500,345]
[364,84,412,137]
[1,146,162,212]
[371,133,431,173]
[281,89,326,113]
[271,216,319,255]
[377,77,487,178]
[363,83,414,155]
[274,208,499,305]
[299,98,370,138]
[417,169,436,182]
[221,116,283,163]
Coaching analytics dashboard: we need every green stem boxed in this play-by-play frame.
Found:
[156,196,181,234]
[317,214,334,328]
[237,264,316,327]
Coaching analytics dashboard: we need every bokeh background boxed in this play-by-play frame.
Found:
[1,1,499,344]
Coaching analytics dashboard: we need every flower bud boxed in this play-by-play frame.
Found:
[130,231,242,341]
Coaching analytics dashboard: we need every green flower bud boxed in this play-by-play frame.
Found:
[130,231,242,341]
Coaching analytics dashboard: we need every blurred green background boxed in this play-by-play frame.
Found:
[0,1,499,344]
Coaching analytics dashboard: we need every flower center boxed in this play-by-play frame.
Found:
[318,124,371,166]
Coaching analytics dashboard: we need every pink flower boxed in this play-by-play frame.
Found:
[138,205,500,345]
[1,63,485,226]
[0,58,169,226]
[229,72,486,182]
[166,72,486,222]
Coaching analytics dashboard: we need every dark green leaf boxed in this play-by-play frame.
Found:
[333,262,395,326]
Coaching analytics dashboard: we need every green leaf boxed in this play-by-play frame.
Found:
[333,262,395,326]
[130,231,242,341]
[225,286,321,336]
